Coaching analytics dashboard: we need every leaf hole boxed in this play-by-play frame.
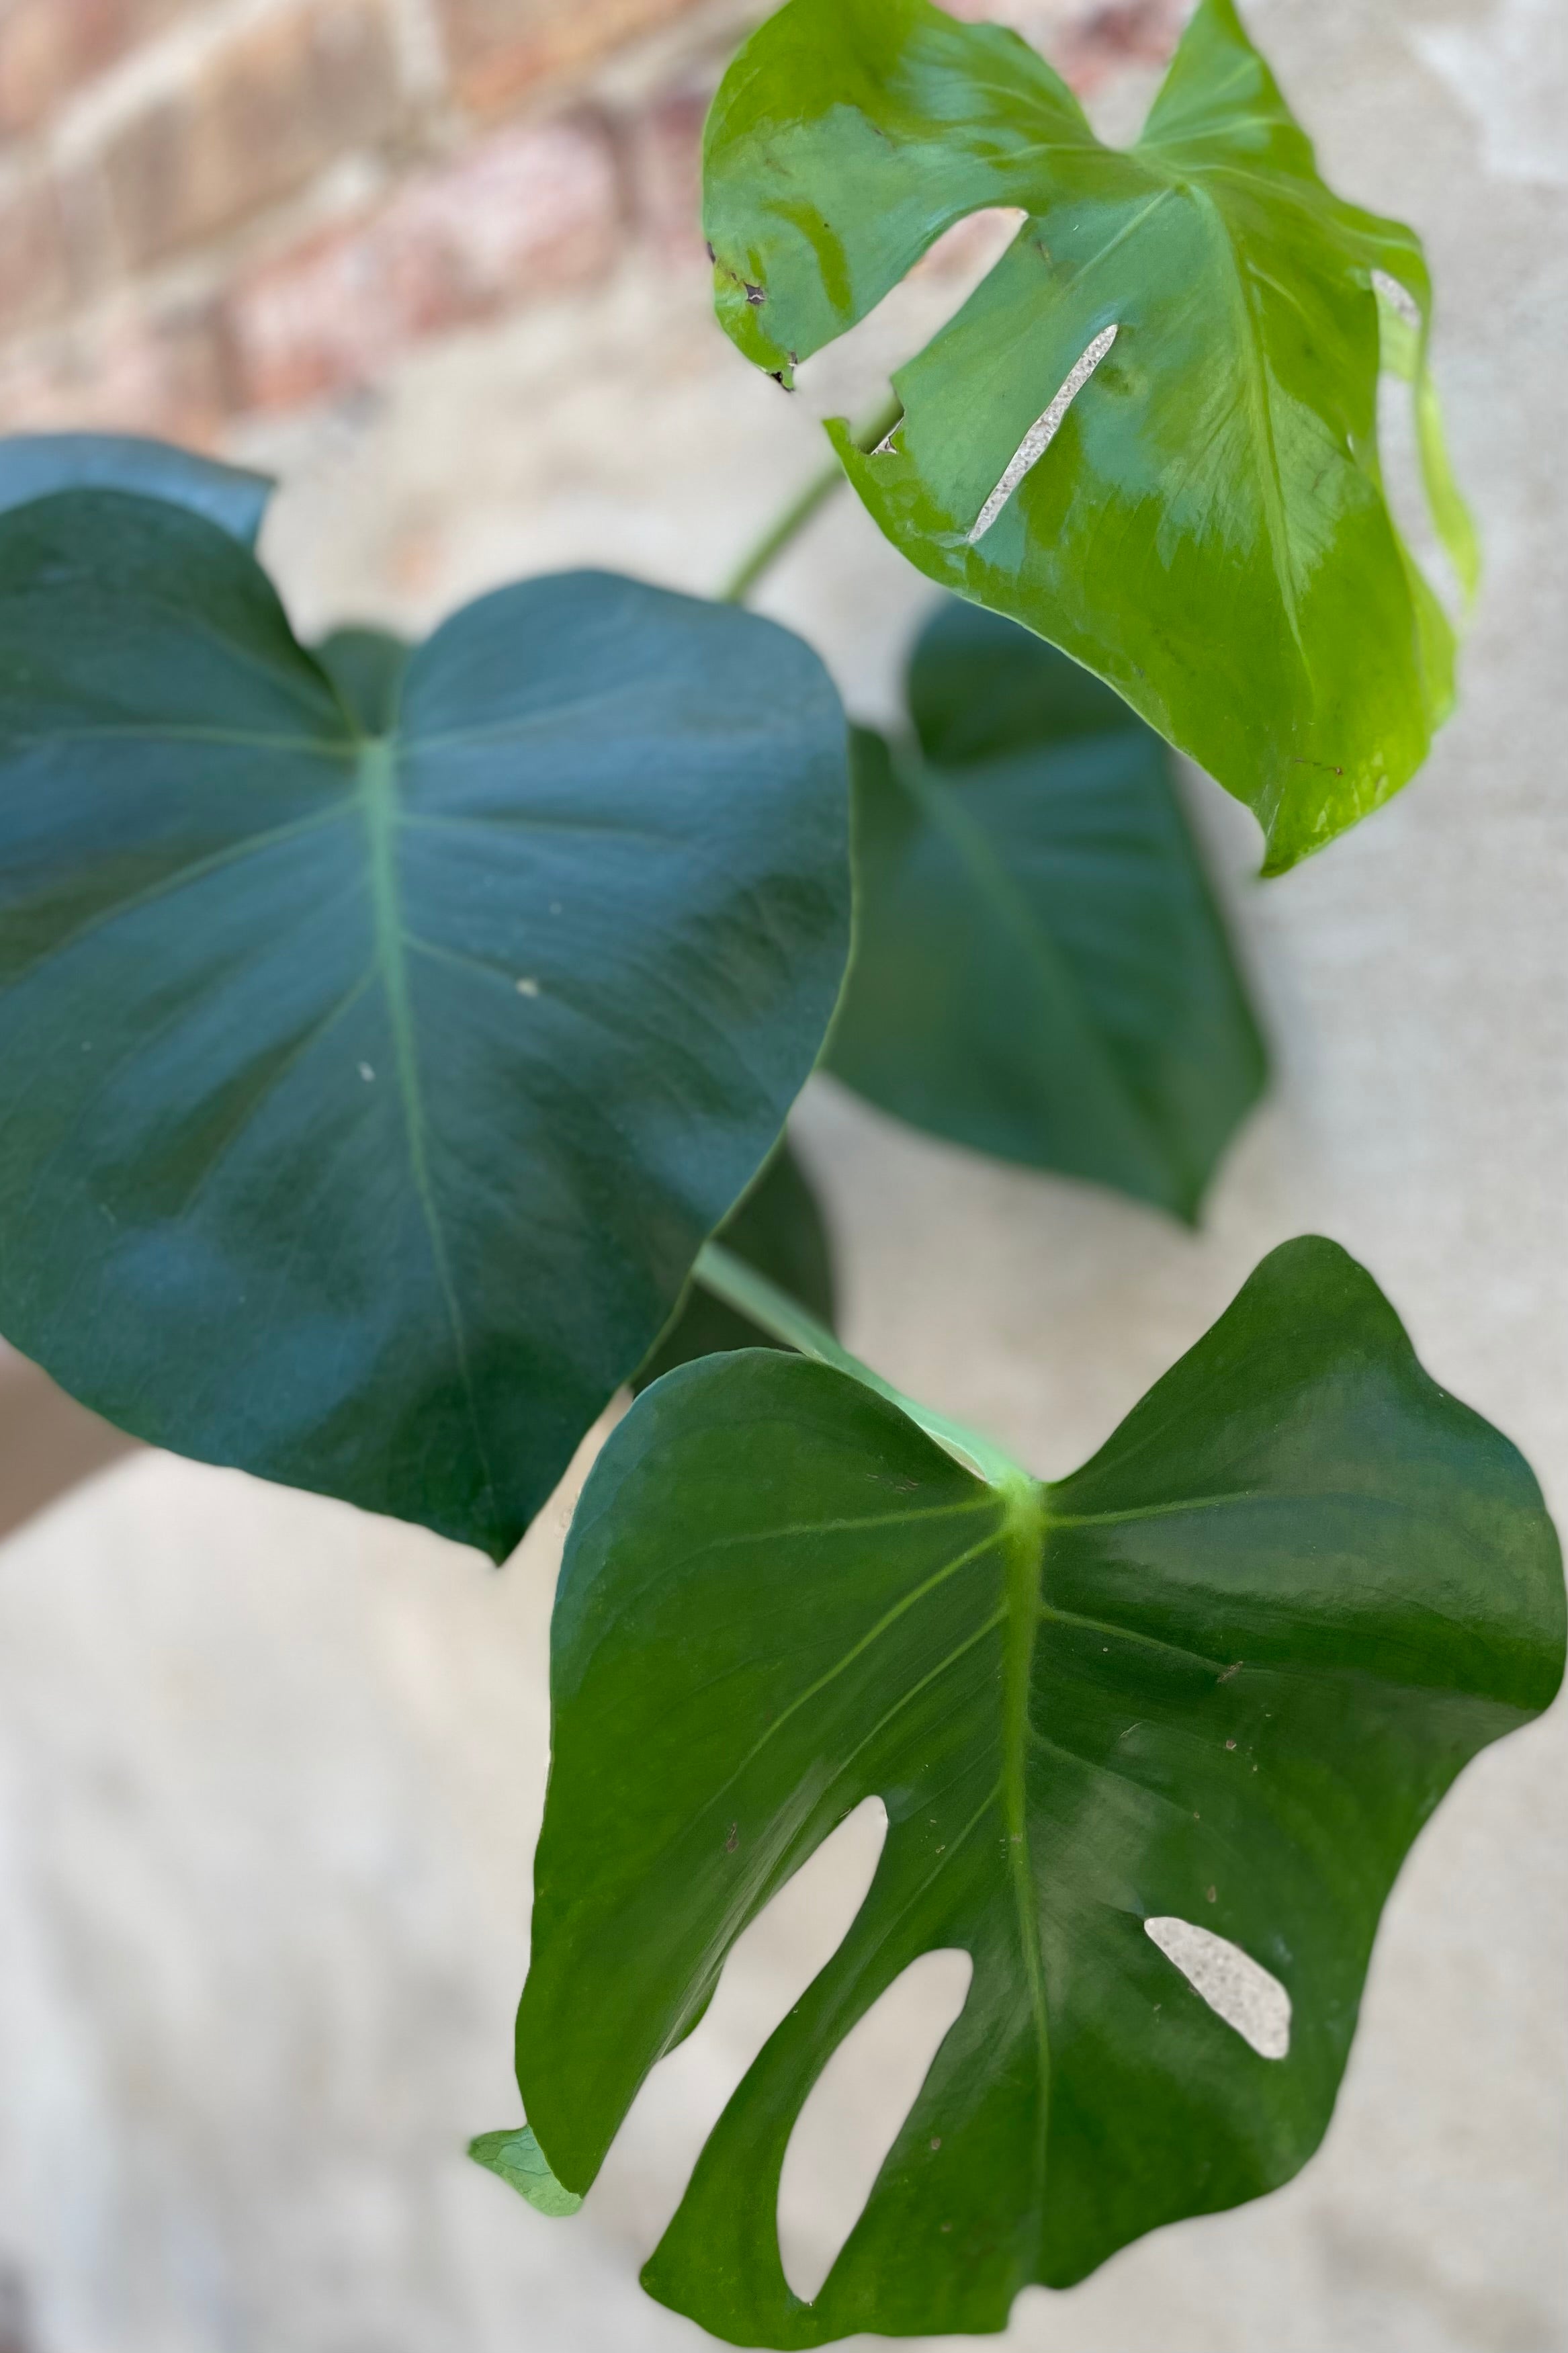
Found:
[969,325,1119,544]
[582,1798,889,2256]
[777,1944,973,2305]
[1370,271,1465,622]
[792,209,1026,421]
[1143,1916,1291,2059]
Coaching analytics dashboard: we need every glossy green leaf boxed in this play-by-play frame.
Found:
[0,491,849,1559]
[703,0,1475,872]
[515,1238,1563,2344]
[828,601,1266,1217]
[469,2125,583,2218]
[0,431,272,544]
[634,1138,836,1392]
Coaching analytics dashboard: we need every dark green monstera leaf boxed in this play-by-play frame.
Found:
[704,0,1477,872]
[634,1138,836,1392]
[515,1238,1563,2344]
[829,601,1266,1217]
[0,431,272,543]
[0,490,849,1558]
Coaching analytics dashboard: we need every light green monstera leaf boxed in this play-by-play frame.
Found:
[704,0,1477,873]
[513,1239,1563,2344]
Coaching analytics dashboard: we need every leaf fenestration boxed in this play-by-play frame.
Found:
[703,0,1476,871]
[515,1239,1563,2344]
[0,492,850,1559]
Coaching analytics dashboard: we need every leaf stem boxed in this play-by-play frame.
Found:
[720,392,903,606]
[695,1238,1029,1489]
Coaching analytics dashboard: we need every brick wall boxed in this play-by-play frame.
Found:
[0,0,1187,445]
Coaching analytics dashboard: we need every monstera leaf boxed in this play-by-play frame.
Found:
[0,431,272,543]
[704,0,1475,873]
[514,1238,1563,2344]
[0,489,849,1558]
[634,1138,836,1392]
[829,601,1266,1217]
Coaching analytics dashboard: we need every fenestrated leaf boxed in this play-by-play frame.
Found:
[703,0,1475,873]
[0,431,272,544]
[0,490,849,1559]
[515,1239,1563,2345]
[828,601,1266,1218]
[634,1138,836,1392]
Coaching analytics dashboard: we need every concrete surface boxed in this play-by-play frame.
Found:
[1,0,1565,2347]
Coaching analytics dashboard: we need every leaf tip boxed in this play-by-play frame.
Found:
[468,2125,584,2218]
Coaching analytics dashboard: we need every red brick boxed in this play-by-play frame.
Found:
[0,294,236,441]
[439,0,707,116]
[621,82,709,264]
[0,171,75,332]
[0,0,198,140]
[226,112,621,412]
[101,0,404,268]
[1053,0,1188,91]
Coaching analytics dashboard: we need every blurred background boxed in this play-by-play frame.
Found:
[0,0,1565,2347]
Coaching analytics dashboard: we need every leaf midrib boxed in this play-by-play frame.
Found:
[357,734,496,1529]
[998,1473,1051,2226]
[1129,150,1308,660]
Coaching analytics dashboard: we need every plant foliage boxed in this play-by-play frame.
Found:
[829,600,1266,1216]
[636,1139,836,1390]
[0,430,273,544]
[0,490,849,1557]
[514,1240,1563,2344]
[704,0,1476,871]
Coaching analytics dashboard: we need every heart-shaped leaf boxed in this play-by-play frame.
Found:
[0,490,849,1558]
[829,601,1266,1217]
[515,1238,1563,2344]
[704,0,1475,872]
[634,1138,836,1392]
[0,431,273,543]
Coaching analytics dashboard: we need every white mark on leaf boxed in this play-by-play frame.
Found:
[1145,1916,1291,2060]
[969,325,1119,544]
[516,977,541,997]
[1371,267,1421,329]
[358,1062,376,1082]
